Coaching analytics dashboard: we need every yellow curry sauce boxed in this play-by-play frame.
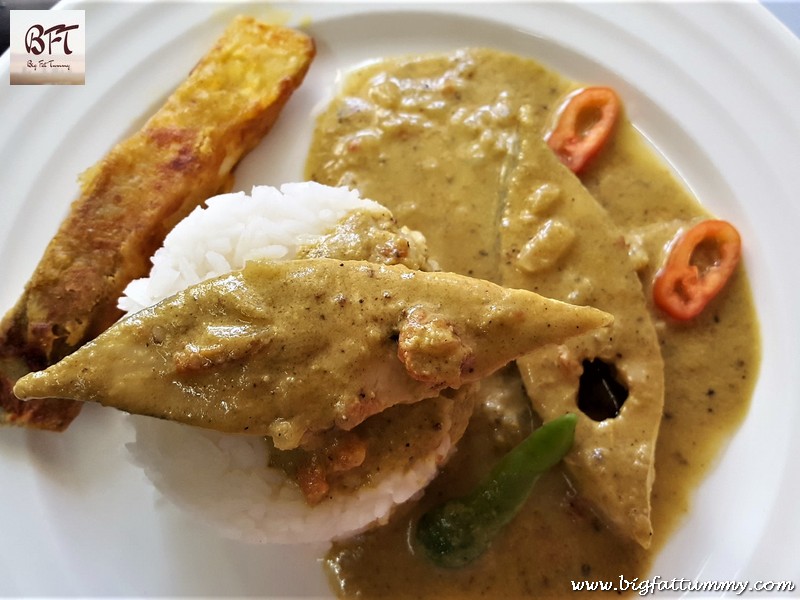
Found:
[306,49,760,597]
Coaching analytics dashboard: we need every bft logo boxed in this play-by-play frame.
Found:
[25,23,81,56]
[9,10,85,85]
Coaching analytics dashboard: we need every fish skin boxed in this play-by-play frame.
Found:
[14,258,611,450]
[0,17,315,431]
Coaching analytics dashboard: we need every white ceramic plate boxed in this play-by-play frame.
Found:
[1,2,799,596]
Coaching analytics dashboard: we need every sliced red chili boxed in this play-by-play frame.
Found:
[546,86,620,174]
[652,220,742,321]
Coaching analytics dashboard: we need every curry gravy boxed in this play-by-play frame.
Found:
[306,49,760,598]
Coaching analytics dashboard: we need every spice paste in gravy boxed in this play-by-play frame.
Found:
[306,49,760,598]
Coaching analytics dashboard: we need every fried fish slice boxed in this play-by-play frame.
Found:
[499,116,665,548]
[0,17,315,431]
[15,258,611,450]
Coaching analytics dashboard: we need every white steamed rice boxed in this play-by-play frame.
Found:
[119,182,383,313]
[123,182,456,544]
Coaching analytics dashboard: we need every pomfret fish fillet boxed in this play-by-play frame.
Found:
[15,258,611,450]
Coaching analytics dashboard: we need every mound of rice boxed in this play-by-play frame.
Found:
[123,182,464,543]
[119,182,384,314]
[127,405,462,544]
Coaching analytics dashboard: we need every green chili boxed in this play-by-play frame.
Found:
[414,412,577,568]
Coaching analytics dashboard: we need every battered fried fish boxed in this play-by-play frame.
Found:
[0,16,315,430]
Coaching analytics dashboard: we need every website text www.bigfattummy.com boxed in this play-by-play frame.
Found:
[570,576,796,595]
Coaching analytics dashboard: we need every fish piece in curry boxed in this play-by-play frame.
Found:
[501,116,664,549]
[14,258,611,450]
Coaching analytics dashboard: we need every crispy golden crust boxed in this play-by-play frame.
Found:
[0,16,315,431]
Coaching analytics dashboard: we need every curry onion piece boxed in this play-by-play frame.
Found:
[414,413,577,568]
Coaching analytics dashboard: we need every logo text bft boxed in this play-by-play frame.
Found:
[25,24,80,56]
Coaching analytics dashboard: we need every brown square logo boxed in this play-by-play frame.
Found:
[9,10,85,85]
